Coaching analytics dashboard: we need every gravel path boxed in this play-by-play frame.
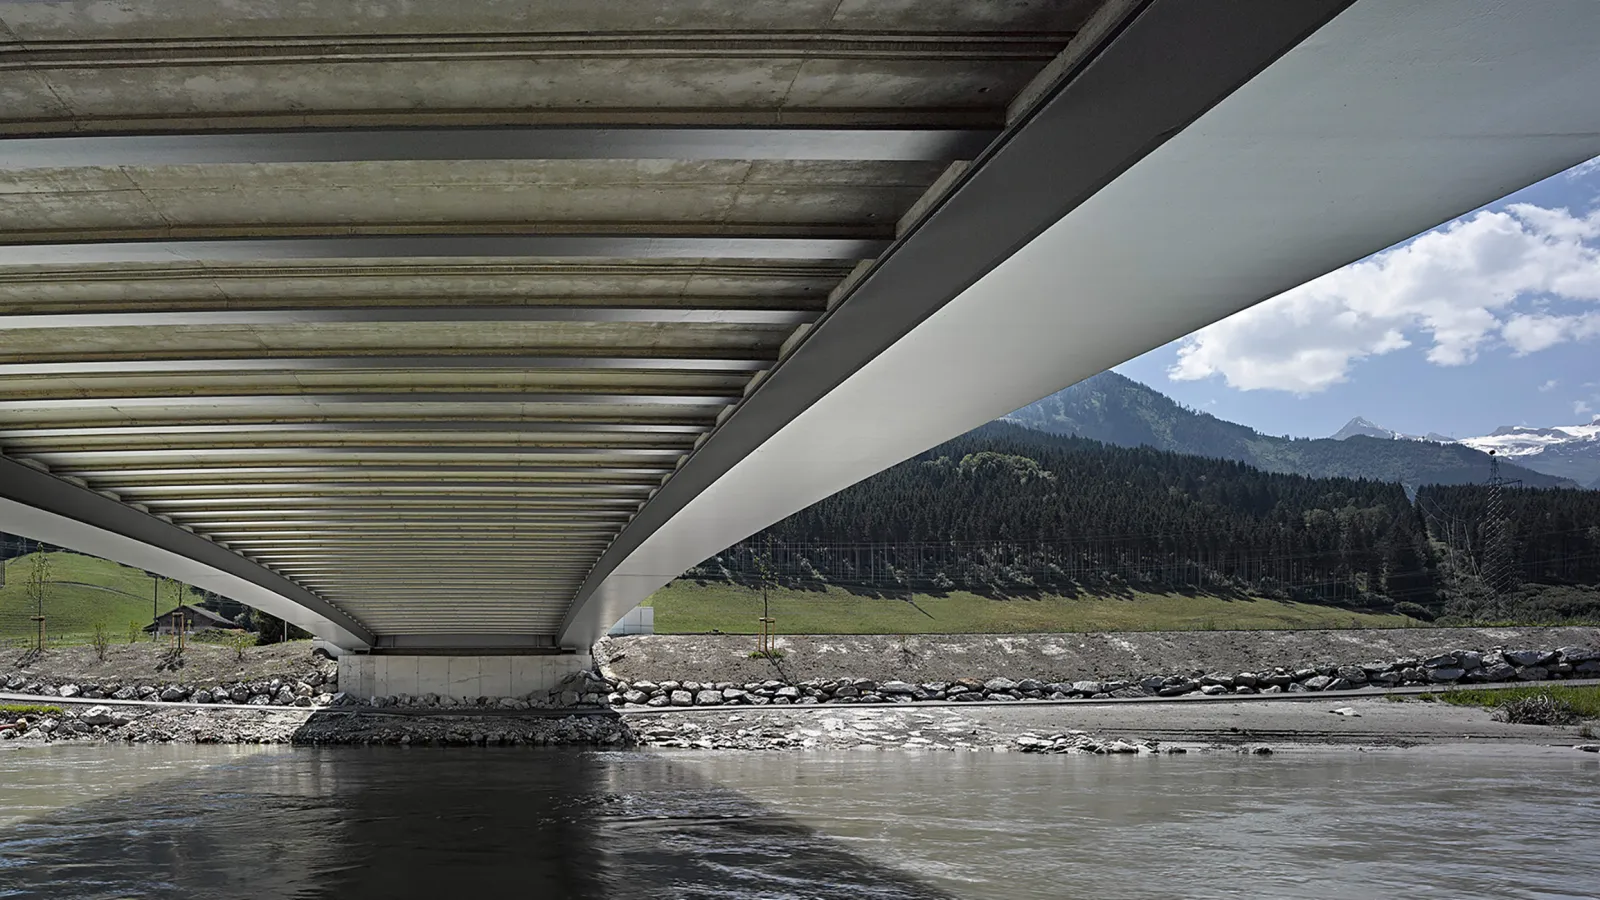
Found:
[600,626,1600,685]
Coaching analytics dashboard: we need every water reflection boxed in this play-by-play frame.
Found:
[0,748,952,899]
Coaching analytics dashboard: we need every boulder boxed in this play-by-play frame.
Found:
[1015,679,1044,693]
[3,675,23,691]
[293,682,315,698]
[1482,662,1516,681]
[58,684,81,699]
[1557,647,1598,663]
[1456,651,1484,670]
[113,686,139,701]
[1577,660,1600,675]
[1325,678,1354,691]
[1072,681,1104,695]
[1157,683,1195,697]
[983,678,1018,693]
[193,689,214,704]
[247,694,271,706]
[879,681,916,695]
[694,690,724,706]
[159,686,188,702]
[79,706,115,726]
[622,690,648,705]
[1199,673,1234,688]
[1233,673,1259,688]
[1302,675,1334,691]
[1516,666,1551,681]
[1335,666,1368,684]
[645,695,670,708]
[1422,654,1457,669]
[669,690,694,707]
[1426,668,1465,683]
[1504,649,1556,667]
[1199,684,1229,696]
[721,688,748,703]
[775,686,802,700]
[832,685,861,699]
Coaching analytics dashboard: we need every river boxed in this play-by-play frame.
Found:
[1,745,1596,899]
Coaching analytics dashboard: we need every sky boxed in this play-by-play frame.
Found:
[1114,155,1600,441]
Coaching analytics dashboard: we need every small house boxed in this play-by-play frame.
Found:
[144,604,239,636]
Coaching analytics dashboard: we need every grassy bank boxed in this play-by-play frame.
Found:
[1431,684,1600,720]
[645,581,1412,635]
[1,551,206,646]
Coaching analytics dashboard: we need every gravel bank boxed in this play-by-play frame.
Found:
[3,642,333,689]
[7,694,1596,755]
[600,627,1600,685]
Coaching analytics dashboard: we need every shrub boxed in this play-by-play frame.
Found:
[1495,694,1579,726]
[91,623,111,662]
[225,630,254,662]
[1393,601,1436,622]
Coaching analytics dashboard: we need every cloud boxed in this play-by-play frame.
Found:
[1539,378,1559,392]
[1577,400,1595,417]
[1169,196,1600,393]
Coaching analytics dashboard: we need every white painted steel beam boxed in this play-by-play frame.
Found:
[558,0,1600,645]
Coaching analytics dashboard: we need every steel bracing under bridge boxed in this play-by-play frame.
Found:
[1,0,1598,651]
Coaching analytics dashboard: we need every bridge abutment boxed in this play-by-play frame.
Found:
[339,653,594,701]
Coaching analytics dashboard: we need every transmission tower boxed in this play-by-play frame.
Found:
[1480,450,1521,604]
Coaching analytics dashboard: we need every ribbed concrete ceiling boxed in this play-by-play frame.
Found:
[0,0,1103,642]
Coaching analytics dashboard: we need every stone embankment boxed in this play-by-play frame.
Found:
[590,644,1599,710]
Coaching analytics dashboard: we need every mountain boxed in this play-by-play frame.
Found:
[1330,416,1423,442]
[1002,372,1577,489]
[1454,420,1600,489]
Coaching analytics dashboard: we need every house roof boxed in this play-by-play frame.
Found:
[148,604,237,628]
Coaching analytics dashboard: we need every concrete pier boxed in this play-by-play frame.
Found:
[339,654,593,701]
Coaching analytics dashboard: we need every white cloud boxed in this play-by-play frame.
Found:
[1577,400,1595,417]
[1169,200,1600,393]
[1539,378,1559,392]
[1502,311,1600,354]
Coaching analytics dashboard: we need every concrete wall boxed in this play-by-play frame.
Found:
[339,653,593,700]
[607,606,655,636]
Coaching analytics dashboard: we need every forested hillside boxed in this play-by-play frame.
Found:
[1004,372,1572,488]
[1416,484,1600,622]
[701,424,1438,610]
[698,425,1600,623]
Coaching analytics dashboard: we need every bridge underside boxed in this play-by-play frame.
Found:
[0,0,1110,648]
[2,1,1598,653]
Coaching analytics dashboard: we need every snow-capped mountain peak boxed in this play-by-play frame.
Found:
[1458,418,1600,458]
[1329,416,1428,442]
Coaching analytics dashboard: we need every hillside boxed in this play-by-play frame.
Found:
[0,551,207,645]
[712,424,1440,611]
[1003,371,1573,488]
